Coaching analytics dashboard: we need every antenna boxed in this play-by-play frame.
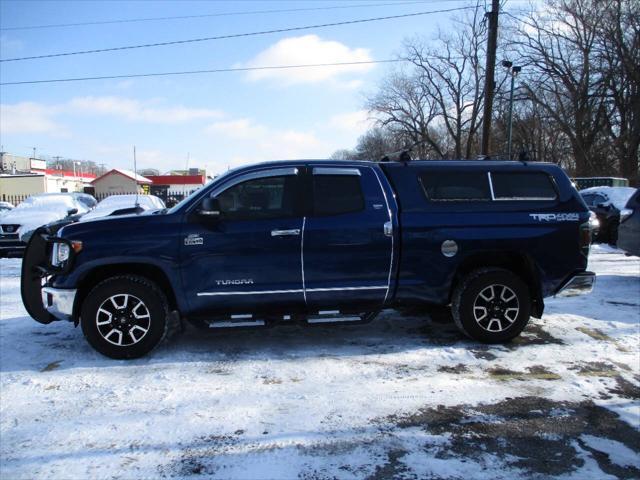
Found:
[133,145,140,208]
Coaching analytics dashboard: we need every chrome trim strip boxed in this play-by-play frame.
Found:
[309,286,387,292]
[494,197,557,201]
[301,216,307,305]
[372,167,394,304]
[487,172,496,201]
[198,289,303,296]
[197,286,387,296]
[312,167,361,176]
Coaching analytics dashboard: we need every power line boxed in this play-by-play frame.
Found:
[0,59,408,85]
[0,6,477,63]
[0,0,447,31]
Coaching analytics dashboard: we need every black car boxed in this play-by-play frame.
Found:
[617,188,640,257]
[580,186,636,245]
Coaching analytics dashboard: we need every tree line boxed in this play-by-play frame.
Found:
[332,0,639,185]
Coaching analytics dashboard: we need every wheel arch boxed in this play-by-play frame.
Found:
[73,263,179,323]
[451,251,544,318]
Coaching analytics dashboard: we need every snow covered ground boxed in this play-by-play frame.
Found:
[1,246,638,479]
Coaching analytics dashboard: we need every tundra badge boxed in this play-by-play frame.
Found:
[184,234,204,246]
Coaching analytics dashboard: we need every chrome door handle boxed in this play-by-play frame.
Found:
[271,229,301,237]
[384,221,393,237]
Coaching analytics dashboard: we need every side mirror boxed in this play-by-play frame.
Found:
[67,208,78,216]
[198,197,221,217]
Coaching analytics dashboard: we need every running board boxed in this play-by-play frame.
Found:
[209,320,265,328]
[307,314,363,324]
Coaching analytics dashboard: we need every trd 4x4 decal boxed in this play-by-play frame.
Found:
[530,213,580,222]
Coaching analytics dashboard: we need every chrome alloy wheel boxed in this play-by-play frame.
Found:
[472,284,520,333]
[95,294,151,346]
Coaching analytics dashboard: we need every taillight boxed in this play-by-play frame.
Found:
[620,208,633,223]
[580,221,591,257]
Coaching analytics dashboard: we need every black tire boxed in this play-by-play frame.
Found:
[80,275,169,359]
[452,268,531,343]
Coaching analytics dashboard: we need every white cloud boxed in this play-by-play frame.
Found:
[239,35,374,86]
[327,110,373,137]
[204,117,322,168]
[69,96,224,123]
[205,118,267,139]
[0,102,66,135]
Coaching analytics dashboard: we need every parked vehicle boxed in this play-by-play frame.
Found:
[22,160,595,359]
[617,188,640,257]
[72,193,98,210]
[0,201,13,216]
[0,194,91,257]
[573,177,629,190]
[579,186,636,244]
[80,194,165,222]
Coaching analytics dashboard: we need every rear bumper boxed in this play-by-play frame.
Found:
[555,272,596,297]
[41,287,76,321]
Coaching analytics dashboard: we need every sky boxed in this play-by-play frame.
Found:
[1,0,498,176]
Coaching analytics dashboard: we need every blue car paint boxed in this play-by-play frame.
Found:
[50,160,590,321]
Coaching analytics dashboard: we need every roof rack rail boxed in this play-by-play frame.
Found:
[380,149,412,163]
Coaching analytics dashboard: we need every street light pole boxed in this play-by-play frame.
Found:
[502,62,521,160]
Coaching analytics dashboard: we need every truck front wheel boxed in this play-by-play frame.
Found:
[452,268,531,343]
[80,275,169,359]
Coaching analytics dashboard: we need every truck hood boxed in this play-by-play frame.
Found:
[59,209,165,238]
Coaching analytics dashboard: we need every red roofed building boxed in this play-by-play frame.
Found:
[90,169,152,196]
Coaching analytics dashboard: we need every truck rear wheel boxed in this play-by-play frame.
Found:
[80,275,169,359]
[452,268,531,343]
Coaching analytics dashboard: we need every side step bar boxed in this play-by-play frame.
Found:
[202,311,380,328]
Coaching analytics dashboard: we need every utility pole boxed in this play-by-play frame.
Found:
[481,0,500,157]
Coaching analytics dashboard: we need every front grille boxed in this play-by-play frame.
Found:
[0,224,20,234]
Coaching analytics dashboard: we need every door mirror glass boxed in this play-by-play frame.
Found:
[199,197,221,217]
[67,208,78,216]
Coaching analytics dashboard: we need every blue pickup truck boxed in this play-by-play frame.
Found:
[21,160,595,359]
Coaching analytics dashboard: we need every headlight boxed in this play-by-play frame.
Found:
[51,240,82,267]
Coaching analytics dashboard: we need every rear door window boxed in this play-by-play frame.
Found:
[312,175,364,216]
[491,172,557,200]
[419,172,491,201]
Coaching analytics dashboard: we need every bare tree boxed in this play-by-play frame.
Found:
[516,0,610,176]
[366,72,443,158]
[596,0,640,184]
[366,5,486,160]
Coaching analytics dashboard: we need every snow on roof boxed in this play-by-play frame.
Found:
[91,168,152,184]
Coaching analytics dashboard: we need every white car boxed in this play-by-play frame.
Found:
[80,194,165,222]
[0,201,14,217]
[0,194,90,257]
